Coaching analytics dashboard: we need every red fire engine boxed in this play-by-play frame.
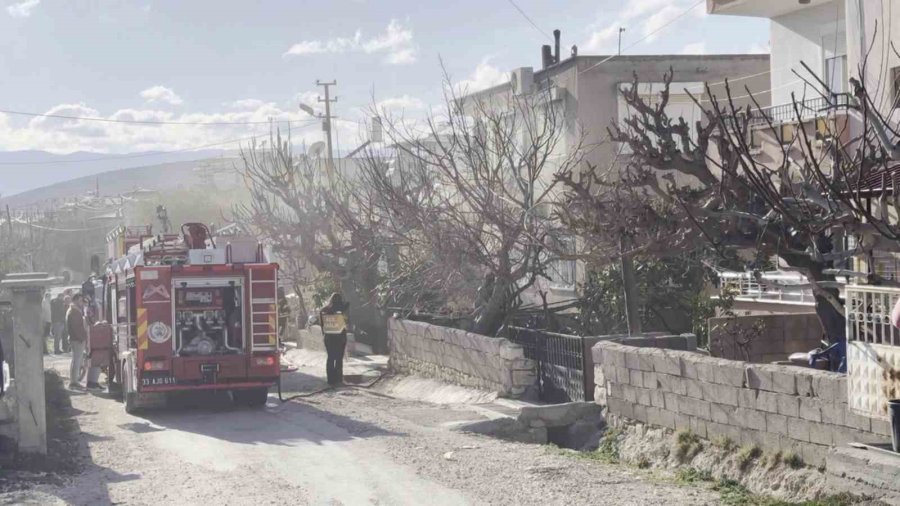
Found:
[101,223,279,413]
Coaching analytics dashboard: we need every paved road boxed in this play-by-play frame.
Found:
[1,352,719,505]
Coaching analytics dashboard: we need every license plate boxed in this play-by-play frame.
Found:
[142,376,176,386]
[200,364,220,372]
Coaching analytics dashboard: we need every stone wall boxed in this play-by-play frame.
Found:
[594,341,892,467]
[388,318,536,397]
[709,313,823,363]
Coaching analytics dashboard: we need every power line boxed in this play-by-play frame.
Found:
[505,0,553,40]
[0,108,321,127]
[578,0,705,76]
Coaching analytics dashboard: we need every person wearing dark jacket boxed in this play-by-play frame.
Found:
[319,293,349,386]
[50,294,67,354]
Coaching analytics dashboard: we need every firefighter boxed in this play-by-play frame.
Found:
[319,293,349,386]
[277,287,290,341]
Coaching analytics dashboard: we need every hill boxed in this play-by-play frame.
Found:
[0,155,243,209]
[0,149,232,199]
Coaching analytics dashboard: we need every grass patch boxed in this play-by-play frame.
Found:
[675,467,713,484]
[782,451,804,469]
[712,436,737,452]
[552,428,621,464]
[674,429,703,462]
[737,444,762,470]
[593,428,621,463]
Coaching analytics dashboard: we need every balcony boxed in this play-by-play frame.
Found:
[707,0,835,18]
[717,270,816,305]
[746,93,850,127]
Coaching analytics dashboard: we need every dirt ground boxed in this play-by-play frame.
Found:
[0,351,723,506]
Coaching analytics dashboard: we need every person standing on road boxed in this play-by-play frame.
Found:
[66,293,89,389]
[50,293,67,354]
[319,293,349,386]
[277,287,290,341]
[41,292,52,355]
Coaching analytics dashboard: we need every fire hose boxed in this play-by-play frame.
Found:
[275,365,389,403]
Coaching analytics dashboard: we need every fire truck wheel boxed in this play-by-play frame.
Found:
[232,388,269,407]
[125,392,140,414]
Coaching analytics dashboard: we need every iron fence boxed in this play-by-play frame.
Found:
[506,326,594,403]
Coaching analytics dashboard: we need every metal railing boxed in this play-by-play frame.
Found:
[717,270,815,304]
[746,93,851,126]
[845,284,900,347]
[506,326,592,403]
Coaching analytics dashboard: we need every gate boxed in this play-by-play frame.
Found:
[506,326,594,403]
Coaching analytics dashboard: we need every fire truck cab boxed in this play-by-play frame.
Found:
[104,223,279,413]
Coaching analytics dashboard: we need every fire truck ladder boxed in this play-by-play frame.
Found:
[248,269,278,351]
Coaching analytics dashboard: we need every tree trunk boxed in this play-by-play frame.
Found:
[472,278,510,336]
[339,252,388,353]
[620,237,642,336]
[807,265,846,343]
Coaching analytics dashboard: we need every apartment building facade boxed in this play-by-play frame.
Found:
[709,0,900,421]
[459,32,769,306]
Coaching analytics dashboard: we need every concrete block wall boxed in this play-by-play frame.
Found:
[594,341,892,468]
[708,313,823,363]
[388,318,536,397]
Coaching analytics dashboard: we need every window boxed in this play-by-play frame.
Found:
[825,55,847,94]
[780,123,795,145]
[550,235,577,287]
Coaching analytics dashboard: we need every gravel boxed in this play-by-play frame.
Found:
[1,353,721,505]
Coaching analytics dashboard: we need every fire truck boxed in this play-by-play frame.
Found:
[101,223,279,413]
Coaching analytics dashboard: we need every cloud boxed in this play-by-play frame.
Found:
[0,98,360,155]
[284,19,417,65]
[140,85,183,105]
[376,95,427,111]
[227,99,267,110]
[7,0,40,18]
[454,57,509,95]
[680,42,706,55]
[582,0,702,52]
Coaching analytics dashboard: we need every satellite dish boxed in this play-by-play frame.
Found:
[308,141,326,158]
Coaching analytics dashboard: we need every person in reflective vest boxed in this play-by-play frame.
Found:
[319,293,349,386]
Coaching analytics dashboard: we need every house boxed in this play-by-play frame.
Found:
[458,30,770,305]
[709,0,900,424]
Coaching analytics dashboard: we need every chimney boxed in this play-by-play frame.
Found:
[553,30,561,64]
[542,45,553,69]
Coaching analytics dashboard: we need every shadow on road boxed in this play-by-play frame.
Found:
[136,369,406,446]
[0,370,124,506]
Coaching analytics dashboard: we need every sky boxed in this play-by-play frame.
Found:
[0,0,769,158]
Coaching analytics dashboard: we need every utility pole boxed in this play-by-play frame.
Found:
[316,80,338,183]
[618,27,626,55]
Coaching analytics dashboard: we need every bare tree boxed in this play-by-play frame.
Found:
[558,68,884,342]
[355,72,587,335]
[235,130,388,351]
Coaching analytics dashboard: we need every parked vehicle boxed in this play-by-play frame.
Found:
[102,223,280,413]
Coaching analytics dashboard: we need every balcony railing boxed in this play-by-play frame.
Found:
[718,270,815,304]
[746,93,851,126]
